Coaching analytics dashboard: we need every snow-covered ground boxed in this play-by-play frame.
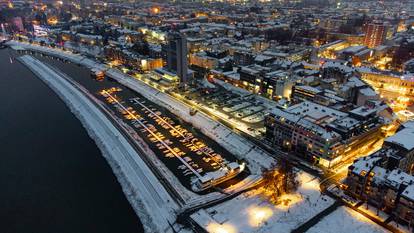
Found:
[191,172,335,233]
[357,203,389,222]
[306,207,389,233]
[357,202,411,233]
[328,185,411,233]
[18,55,182,233]
[242,112,265,123]
[233,105,265,118]
[223,102,252,112]
[389,220,411,233]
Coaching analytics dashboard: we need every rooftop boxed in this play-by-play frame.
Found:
[385,121,414,151]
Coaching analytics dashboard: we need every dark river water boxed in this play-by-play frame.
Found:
[0,48,144,233]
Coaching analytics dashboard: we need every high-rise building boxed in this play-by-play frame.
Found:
[363,23,387,48]
[165,32,188,85]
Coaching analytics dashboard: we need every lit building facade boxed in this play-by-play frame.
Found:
[363,23,387,49]
[265,101,384,168]
[345,121,414,226]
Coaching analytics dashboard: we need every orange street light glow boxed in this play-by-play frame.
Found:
[152,7,160,14]
[248,206,273,227]
[206,223,236,233]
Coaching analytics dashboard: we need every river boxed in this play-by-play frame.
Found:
[0,48,144,233]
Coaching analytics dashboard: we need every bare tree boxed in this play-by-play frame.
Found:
[261,157,299,204]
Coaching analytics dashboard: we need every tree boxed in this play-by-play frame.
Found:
[261,157,299,204]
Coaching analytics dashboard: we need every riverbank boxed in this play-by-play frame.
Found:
[0,49,143,233]
[18,55,181,233]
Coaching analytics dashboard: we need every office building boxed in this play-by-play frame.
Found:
[165,32,189,85]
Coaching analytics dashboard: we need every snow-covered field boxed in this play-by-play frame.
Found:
[191,172,335,233]
[306,207,389,233]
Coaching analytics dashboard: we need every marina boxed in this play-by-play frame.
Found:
[21,48,248,192]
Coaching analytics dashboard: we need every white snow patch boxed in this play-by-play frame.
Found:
[191,172,335,233]
[306,207,389,233]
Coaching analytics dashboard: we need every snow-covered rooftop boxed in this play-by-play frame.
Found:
[349,156,382,176]
[401,183,414,201]
[386,169,414,189]
[359,87,377,97]
[385,124,414,151]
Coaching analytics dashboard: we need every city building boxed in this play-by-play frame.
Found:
[345,121,414,226]
[265,100,385,168]
[164,32,189,86]
[359,68,414,110]
[382,121,414,173]
[404,58,414,74]
[363,23,388,49]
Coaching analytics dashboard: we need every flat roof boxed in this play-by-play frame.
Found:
[385,127,414,151]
